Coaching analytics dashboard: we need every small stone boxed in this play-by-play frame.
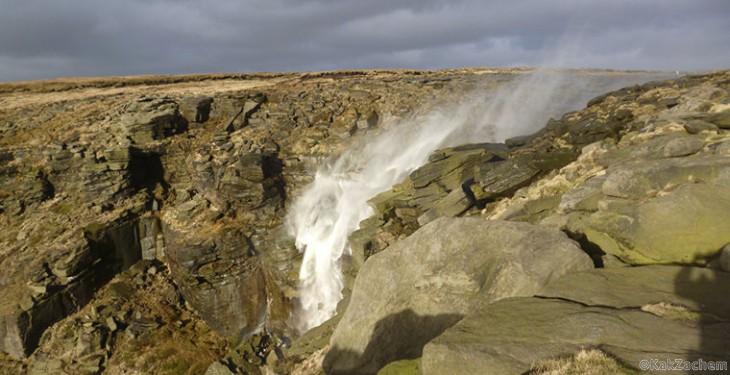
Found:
[116,311,127,322]
[715,141,730,155]
[394,207,419,221]
[19,294,35,310]
[106,317,118,332]
[684,120,718,134]
[356,111,379,130]
[26,282,47,296]
[662,137,704,157]
[206,361,236,375]
[125,329,136,339]
[706,109,730,128]
[147,266,157,276]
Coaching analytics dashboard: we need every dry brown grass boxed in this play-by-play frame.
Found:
[0,77,288,110]
[530,349,639,375]
[641,302,703,322]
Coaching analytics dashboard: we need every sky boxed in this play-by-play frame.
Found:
[0,0,729,82]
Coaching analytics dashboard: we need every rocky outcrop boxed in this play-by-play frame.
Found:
[259,71,730,374]
[27,261,226,375]
[347,143,575,270]
[325,217,593,374]
[422,266,730,374]
[120,97,188,145]
[558,137,730,264]
[0,211,151,359]
[2,69,489,364]
[0,68,699,372]
[479,72,730,267]
[180,96,214,124]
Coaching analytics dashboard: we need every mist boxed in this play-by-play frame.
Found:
[284,66,669,332]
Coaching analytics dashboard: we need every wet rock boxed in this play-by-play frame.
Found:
[348,143,511,257]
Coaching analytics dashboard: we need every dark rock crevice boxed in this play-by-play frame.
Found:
[0,215,155,359]
[127,147,169,199]
[84,217,144,276]
[564,230,608,268]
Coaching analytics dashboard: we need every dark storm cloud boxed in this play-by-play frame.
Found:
[0,0,728,81]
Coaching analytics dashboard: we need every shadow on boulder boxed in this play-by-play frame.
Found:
[675,264,730,370]
[323,309,462,375]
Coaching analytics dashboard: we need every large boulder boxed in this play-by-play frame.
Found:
[422,266,730,374]
[162,207,283,344]
[180,96,214,123]
[566,153,730,265]
[120,97,187,144]
[324,217,593,374]
[488,127,730,266]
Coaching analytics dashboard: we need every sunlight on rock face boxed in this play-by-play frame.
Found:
[286,70,627,332]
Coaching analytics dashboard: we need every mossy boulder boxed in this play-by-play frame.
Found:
[566,156,730,264]
[325,218,592,374]
[422,266,730,374]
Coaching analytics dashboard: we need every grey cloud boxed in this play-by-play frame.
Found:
[0,0,728,81]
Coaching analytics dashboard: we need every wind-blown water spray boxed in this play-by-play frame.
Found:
[287,69,661,332]
[286,102,478,331]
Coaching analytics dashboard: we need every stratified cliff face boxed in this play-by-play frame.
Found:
[0,70,484,373]
[0,68,715,374]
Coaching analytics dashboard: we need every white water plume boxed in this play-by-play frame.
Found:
[286,69,664,332]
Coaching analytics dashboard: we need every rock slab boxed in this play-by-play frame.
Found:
[422,266,730,374]
[325,217,593,374]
